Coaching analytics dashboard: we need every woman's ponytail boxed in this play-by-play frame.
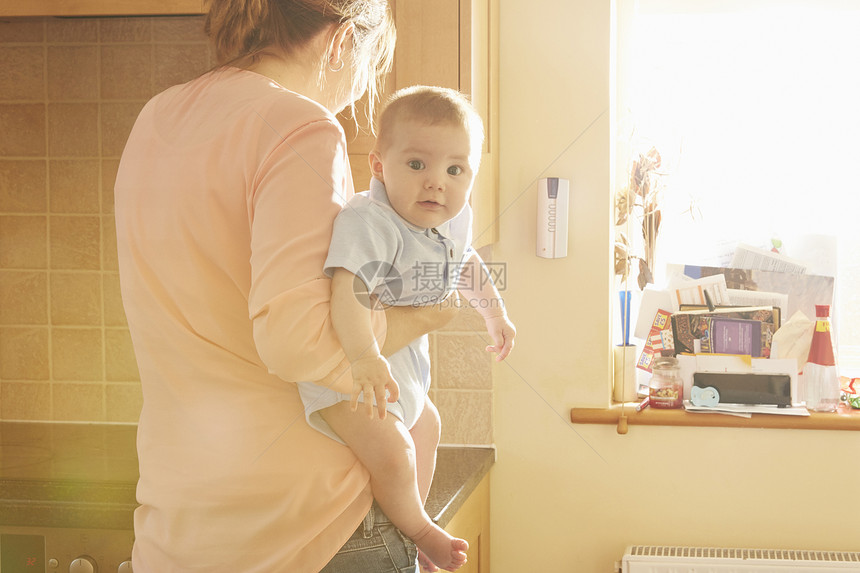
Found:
[203,0,395,123]
[205,0,270,64]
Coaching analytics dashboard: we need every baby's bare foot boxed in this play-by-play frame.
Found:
[411,523,468,571]
[417,549,439,572]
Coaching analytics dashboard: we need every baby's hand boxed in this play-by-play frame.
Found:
[349,355,400,419]
[484,314,516,361]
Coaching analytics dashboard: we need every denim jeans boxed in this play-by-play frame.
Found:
[320,502,418,573]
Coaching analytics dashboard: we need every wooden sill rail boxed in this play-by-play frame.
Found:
[570,403,860,431]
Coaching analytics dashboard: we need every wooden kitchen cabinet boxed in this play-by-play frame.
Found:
[443,475,491,573]
[342,0,499,246]
[0,0,205,16]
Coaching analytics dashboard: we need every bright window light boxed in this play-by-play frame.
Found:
[617,1,860,371]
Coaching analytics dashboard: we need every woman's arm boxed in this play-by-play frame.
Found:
[313,281,459,397]
[379,291,460,357]
[330,267,458,359]
[248,118,377,386]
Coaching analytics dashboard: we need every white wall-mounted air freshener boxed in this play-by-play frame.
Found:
[536,177,569,258]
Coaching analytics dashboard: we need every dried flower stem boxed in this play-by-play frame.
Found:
[615,145,666,289]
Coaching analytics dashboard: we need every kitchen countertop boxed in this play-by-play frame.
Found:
[0,421,493,530]
[425,445,495,526]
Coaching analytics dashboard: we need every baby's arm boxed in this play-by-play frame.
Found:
[330,267,400,418]
[457,252,516,361]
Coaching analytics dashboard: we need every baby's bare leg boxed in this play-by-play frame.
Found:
[410,397,441,503]
[320,402,467,571]
[410,398,443,572]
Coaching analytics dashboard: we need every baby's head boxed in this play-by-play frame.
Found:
[369,86,484,229]
[375,86,484,169]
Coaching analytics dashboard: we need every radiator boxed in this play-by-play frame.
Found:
[620,545,860,572]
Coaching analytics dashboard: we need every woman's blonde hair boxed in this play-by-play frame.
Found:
[205,0,395,121]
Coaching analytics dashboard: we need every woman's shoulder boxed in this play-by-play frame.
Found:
[237,73,343,136]
[180,67,344,137]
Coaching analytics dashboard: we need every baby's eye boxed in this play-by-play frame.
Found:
[408,160,424,170]
[447,165,463,176]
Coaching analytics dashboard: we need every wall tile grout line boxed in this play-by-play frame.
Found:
[41,19,55,422]
[97,18,108,422]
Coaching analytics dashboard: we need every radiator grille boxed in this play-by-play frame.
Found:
[627,546,860,563]
[622,545,860,572]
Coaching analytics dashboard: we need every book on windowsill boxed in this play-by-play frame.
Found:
[671,307,778,358]
[677,304,781,328]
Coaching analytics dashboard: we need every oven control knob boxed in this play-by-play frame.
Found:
[117,561,133,573]
[69,556,97,573]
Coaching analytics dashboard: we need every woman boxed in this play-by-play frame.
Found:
[115,1,454,571]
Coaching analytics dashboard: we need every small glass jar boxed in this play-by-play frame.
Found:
[649,355,683,409]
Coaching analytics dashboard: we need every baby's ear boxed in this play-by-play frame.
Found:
[368,150,385,181]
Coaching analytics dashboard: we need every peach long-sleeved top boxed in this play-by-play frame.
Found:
[115,67,382,573]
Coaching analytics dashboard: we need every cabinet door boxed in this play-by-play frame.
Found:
[466,0,499,247]
[0,0,204,16]
[393,0,461,90]
[443,475,491,573]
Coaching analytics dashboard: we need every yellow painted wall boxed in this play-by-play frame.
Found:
[491,0,860,570]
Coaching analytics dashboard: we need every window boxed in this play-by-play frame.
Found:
[615,0,860,373]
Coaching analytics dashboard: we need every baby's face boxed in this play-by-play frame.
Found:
[372,120,477,229]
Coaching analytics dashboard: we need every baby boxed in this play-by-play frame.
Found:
[298,85,515,571]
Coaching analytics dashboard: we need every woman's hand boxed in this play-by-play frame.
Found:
[349,355,400,419]
[379,291,461,357]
